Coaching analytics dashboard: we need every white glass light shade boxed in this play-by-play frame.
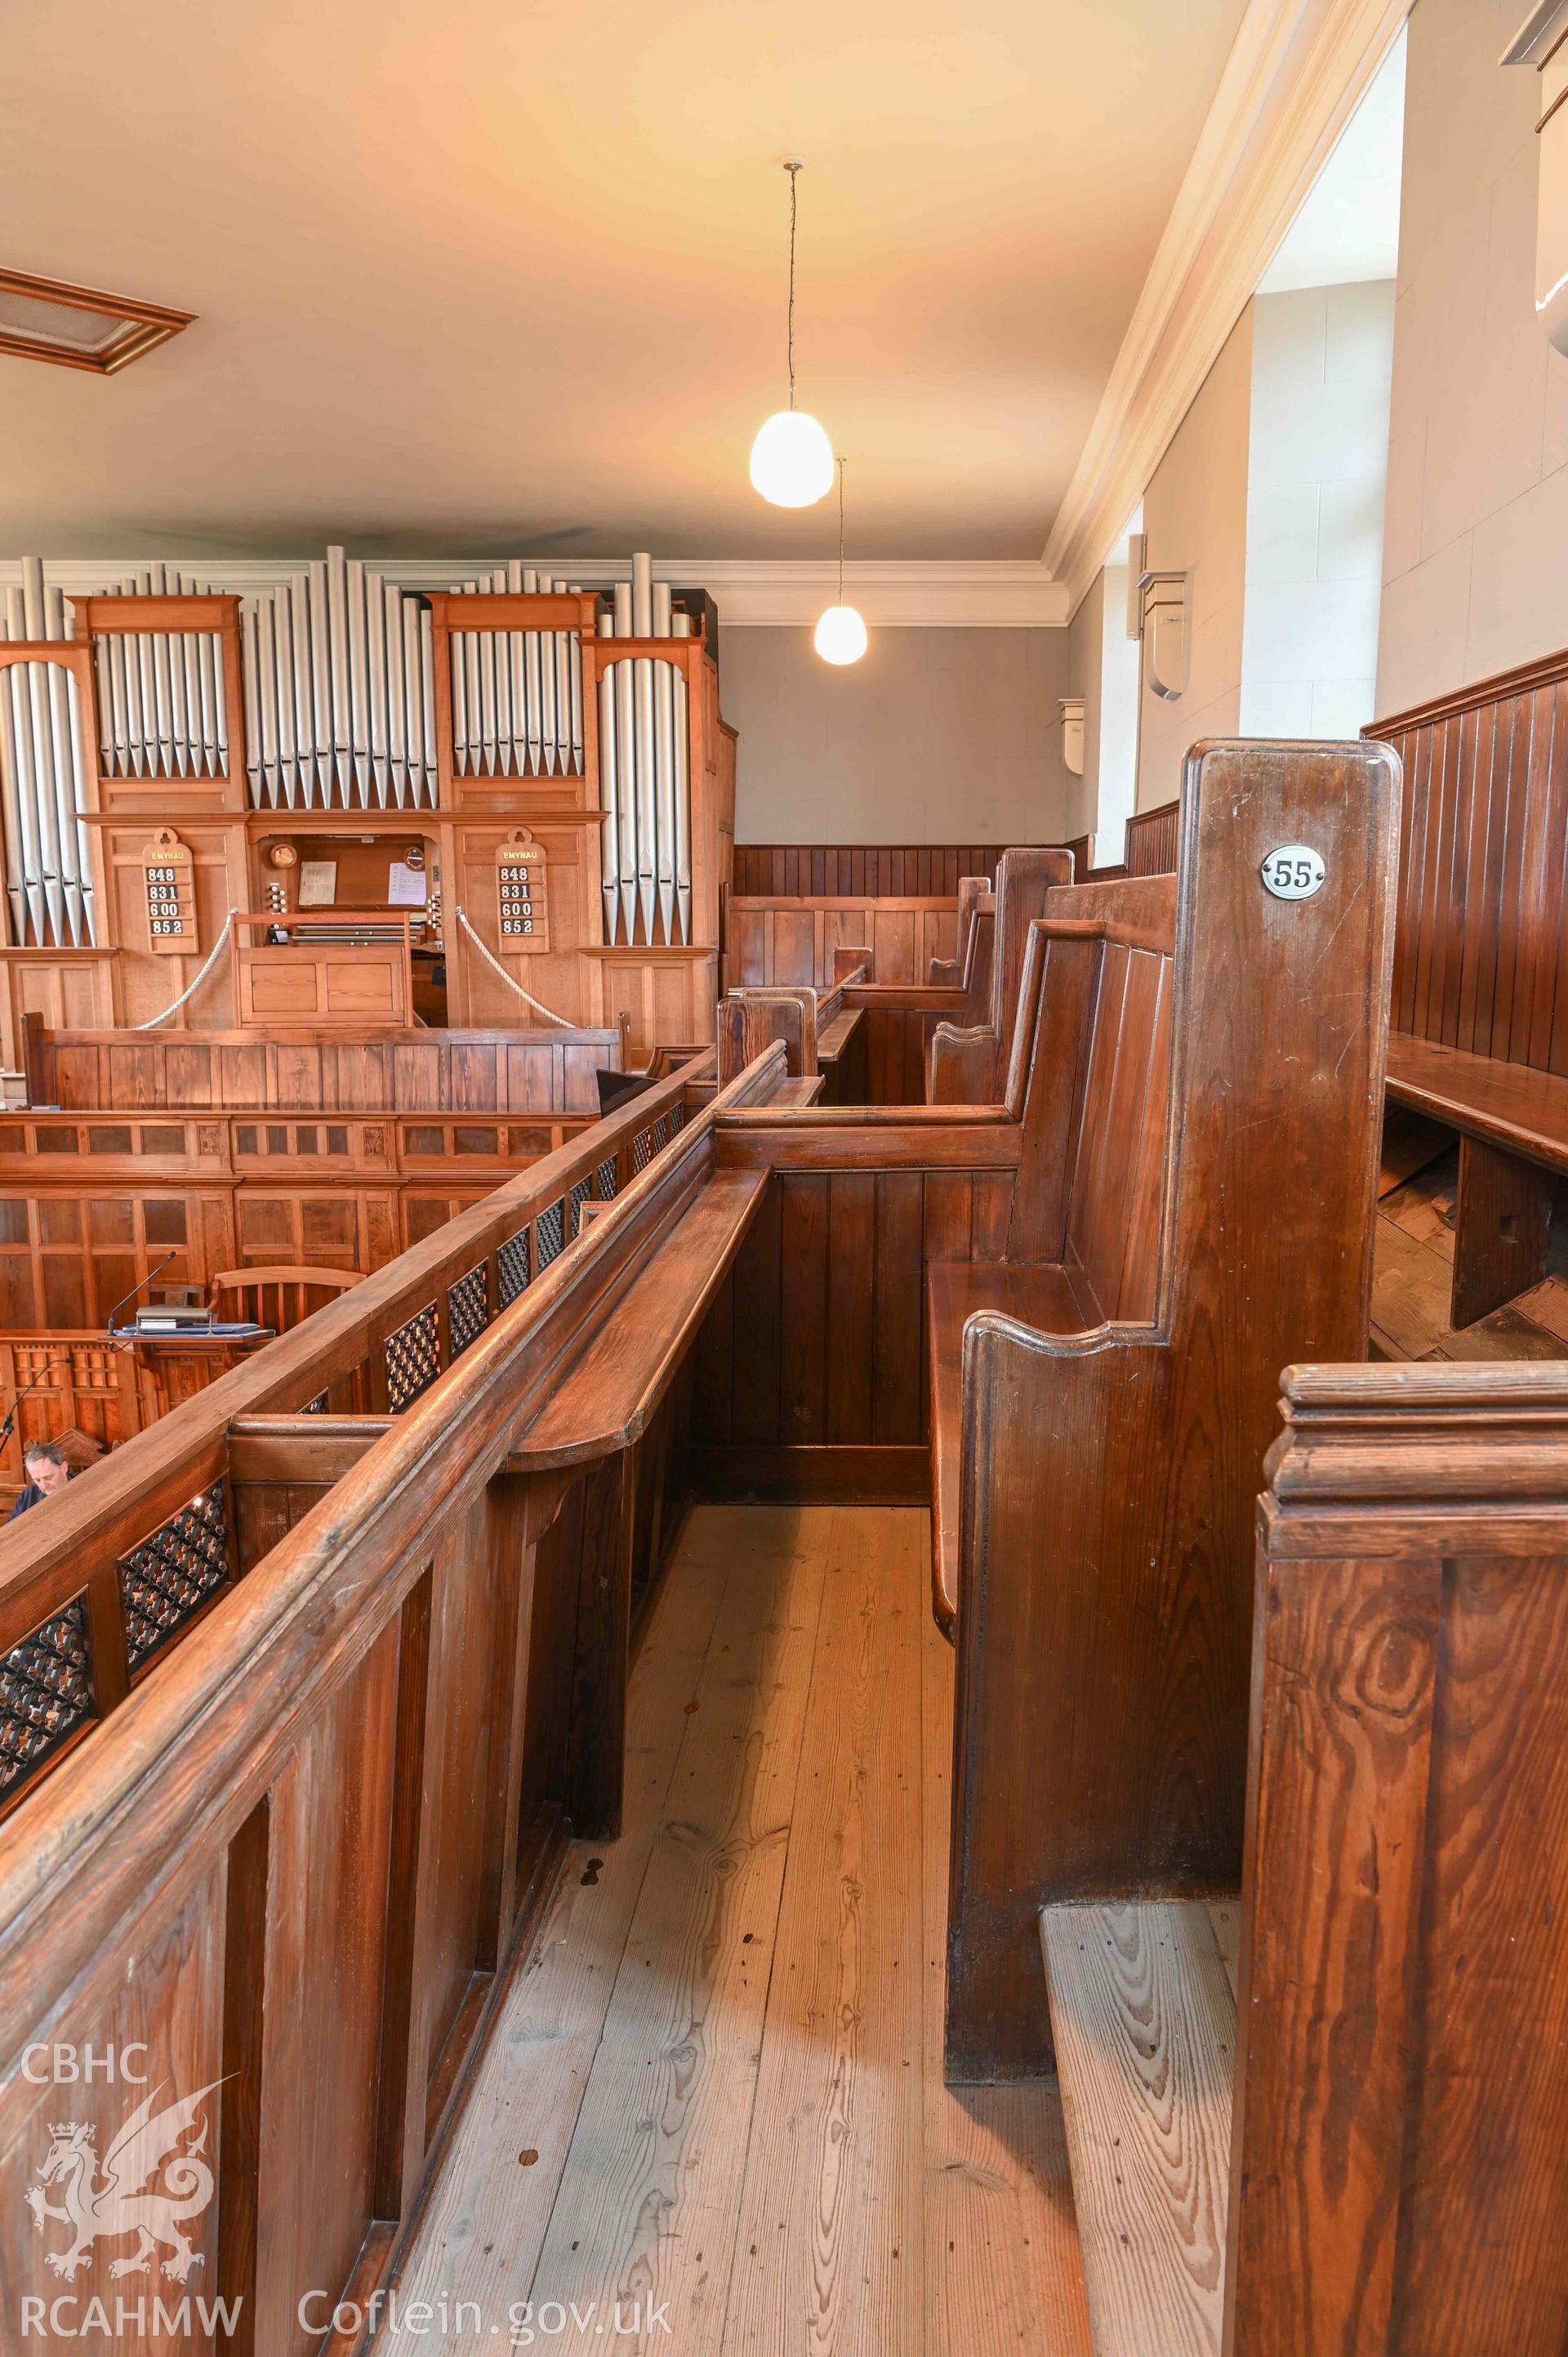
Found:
[749,409,835,507]
[813,604,868,666]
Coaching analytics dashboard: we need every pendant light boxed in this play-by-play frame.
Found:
[750,161,835,509]
[814,457,868,665]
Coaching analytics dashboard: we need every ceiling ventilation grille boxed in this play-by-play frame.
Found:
[0,268,194,375]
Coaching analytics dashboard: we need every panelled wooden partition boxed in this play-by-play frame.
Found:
[1374,648,1568,1067]
[732,842,1020,895]
[1365,648,1568,1326]
[0,1037,783,2349]
[23,1018,624,1114]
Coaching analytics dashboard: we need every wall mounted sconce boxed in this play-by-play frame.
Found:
[1134,564,1190,702]
[1503,4,1568,354]
[1059,697,1085,775]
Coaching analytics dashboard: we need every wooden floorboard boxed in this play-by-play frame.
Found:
[1372,1145,1568,1362]
[390,1503,1091,2354]
[525,1509,830,2350]
[920,1526,1094,2357]
[387,1506,740,2329]
[1041,1903,1236,2357]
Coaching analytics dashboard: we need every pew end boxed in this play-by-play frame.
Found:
[941,737,1401,2084]
[1040,1358,1568,2353]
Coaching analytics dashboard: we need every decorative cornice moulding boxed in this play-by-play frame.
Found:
[1045,0,1410,613]
[0,555,1070,630]
[649,559,1070,628]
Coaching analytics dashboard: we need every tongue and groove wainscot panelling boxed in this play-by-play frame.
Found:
[689,1162,1015,1502]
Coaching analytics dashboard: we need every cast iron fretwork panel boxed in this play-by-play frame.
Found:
[0,1597,95,1800]
[670,1101,684,1134]
[652,1113,670,1151]
[568,1178,593,1237]
[499,1225,531,1306]
[448,1263,490,1357]
[385,1302,440,1411]
[631,1127,653,1174]
[537,1200,566,1268]
[118,1484,230,1674]
[595,1155,619,1201]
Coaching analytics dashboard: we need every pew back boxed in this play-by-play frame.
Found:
[943,738,1400,2078]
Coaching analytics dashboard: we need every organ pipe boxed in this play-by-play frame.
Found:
[0,546,701,951]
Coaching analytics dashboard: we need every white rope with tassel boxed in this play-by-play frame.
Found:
[455,906,576,1027]
[133,909,238,1029]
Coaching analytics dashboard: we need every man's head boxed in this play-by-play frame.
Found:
[22,1441,70,1496]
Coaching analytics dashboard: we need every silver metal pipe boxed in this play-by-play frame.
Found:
[365,568,390,804]
[652,583,676,943]
[5,586,45,943]
[44,581,88,945]
[346,556,370,805]
[403,599,425,807]
[597,610,619,939]
[631,556,656,941]
[0,610,29,945]
[522,567,542,773]
[384,581,408,808]
[291,571,317,808]
[20,562,66,942]
[419,605,437,809]
[538,575,559,778]
[506,560,527,777]
[612,583,636,940]
[673,612,693,944]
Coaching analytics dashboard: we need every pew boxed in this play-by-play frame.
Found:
[926,845,1072,1102]
[927,872,988,985]
[930,738,1399,2082]
[1365,650,1568,1330]
[717,951,872,1107]
[1045,1358,1568,2352]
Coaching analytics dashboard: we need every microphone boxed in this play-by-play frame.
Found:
[0,1352,80,1454]
[105,1250,179,1342]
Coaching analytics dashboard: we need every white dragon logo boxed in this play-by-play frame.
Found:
[24,2079,222,2282]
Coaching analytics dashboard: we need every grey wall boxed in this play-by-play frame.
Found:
[718,626,1073,844]
[1379,0,1568,714]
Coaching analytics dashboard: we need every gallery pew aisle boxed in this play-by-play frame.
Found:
[390,1504,1095,2357]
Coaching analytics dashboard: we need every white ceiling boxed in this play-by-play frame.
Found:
[0,0,1250,563]
[1258,25,1405,294]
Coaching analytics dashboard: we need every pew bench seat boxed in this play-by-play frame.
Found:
[926,1260,1082,1636]
[1385,1030,1568,1324]
[771,1074,826,1107]
[1040,1899,1240,2357]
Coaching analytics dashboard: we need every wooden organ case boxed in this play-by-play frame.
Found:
[0,558,736,1060]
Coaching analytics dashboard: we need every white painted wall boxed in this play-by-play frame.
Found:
[1136,309,1254,809]
[1379,0,1568,715]
[718,626,1074,844]
[1064,579,1105,840]
[1241,280,1395,740]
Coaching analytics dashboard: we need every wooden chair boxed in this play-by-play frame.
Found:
[932,737,1400,2083]
[926,844,1072,1103]
[208,1263,363,1336]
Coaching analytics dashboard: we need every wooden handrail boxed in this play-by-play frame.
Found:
[0,1039,786,2047]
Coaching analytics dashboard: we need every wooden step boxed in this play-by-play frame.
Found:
[1040,1901,1237,2357]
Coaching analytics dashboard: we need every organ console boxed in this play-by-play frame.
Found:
[0,548,737,1059]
